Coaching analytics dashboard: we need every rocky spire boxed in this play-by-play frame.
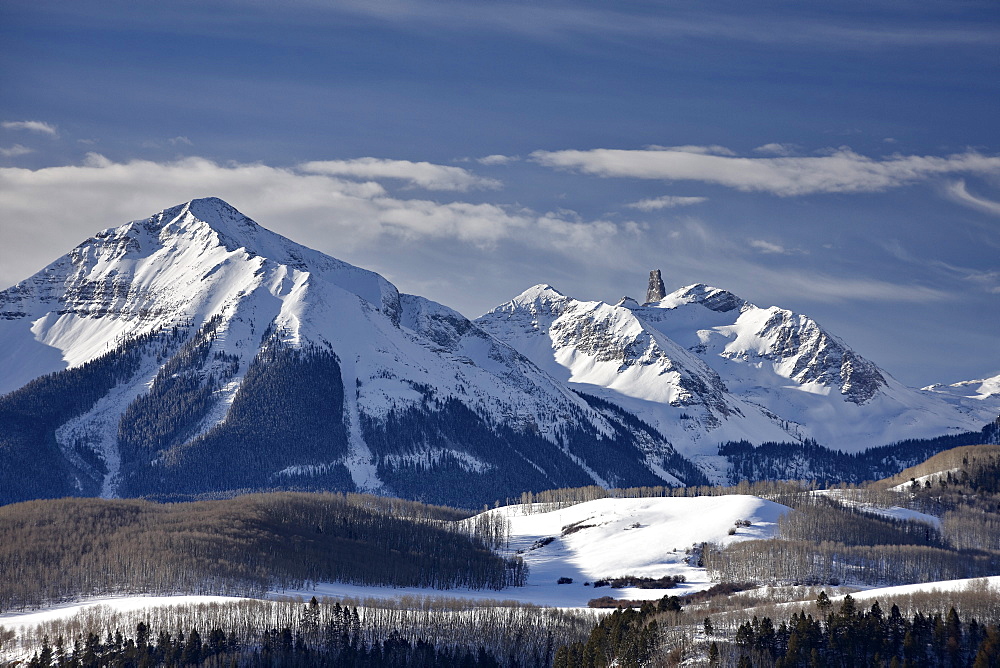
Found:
[646,269,666,303]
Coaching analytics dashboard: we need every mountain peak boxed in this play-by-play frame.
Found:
[3,198,402,362]
[185,196,251,222]
[150,197,262,252]
[616,296,641,309]
[661,283,748,313]
[511,283,565,304]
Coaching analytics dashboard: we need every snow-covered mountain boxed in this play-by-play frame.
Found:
[476,282,999,466]
[1,199,995,505]
[0,198,705,507]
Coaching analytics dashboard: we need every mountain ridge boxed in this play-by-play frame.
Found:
[477,278,999,461]
[0,198,704,506]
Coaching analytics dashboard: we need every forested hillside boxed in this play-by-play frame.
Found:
[0,493,525,612]
[119,340,354,498]
[878,444,1000,492]
[0,330,168,504]
[704,456,1000,588]
[720,418,1000,485]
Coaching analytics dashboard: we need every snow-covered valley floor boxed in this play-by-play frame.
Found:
[3,494,994,637]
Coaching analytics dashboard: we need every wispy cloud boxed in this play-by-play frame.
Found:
[2,120,58,137]
[626,195,707,211]
[945,179,1000,216]
[883,239,1000,294]
[646,144,736,156]
[532,146,1000,197]
[477,154,519,166]
[0,145,33,158]
[299,157,501,191]
[764,272,947,303]
[748,239,801,255]
[295,1,1000,50]
[169,136,193,146]
[640,217,949,304]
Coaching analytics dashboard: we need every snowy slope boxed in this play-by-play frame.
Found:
[0,199,702,505]
[489,496,787,599]
[921,373,1000,416]
[477,283,995,463]
[840,576,1000,603]
[283,496,786,607]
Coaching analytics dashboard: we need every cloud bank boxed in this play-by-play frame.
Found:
[532,147,1000,196]
[0,151,982,326]
[0,155,628,290]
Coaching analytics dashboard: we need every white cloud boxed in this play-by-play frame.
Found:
[299,157,501,191]
[626,195,707,211]
[2,120,58,137]
[169,136,193,146]
[0,145,33,158]
[753,143,796,156]
[477,154,518,166]
[532,147,1000,197]
[945,179,1000,217]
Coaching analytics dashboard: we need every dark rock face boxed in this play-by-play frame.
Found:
[756,309,887,405]
[646,269,666,303]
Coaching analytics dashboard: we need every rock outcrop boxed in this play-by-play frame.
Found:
[646,269,666,303]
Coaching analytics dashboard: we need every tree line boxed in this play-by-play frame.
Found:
[720,594,1000,667]
[0,492,525,612]
[513,479,808,510]
[7,596,596,668]
[548,587,1000,667]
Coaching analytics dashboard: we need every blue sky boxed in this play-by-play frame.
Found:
[1,0,998,387]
